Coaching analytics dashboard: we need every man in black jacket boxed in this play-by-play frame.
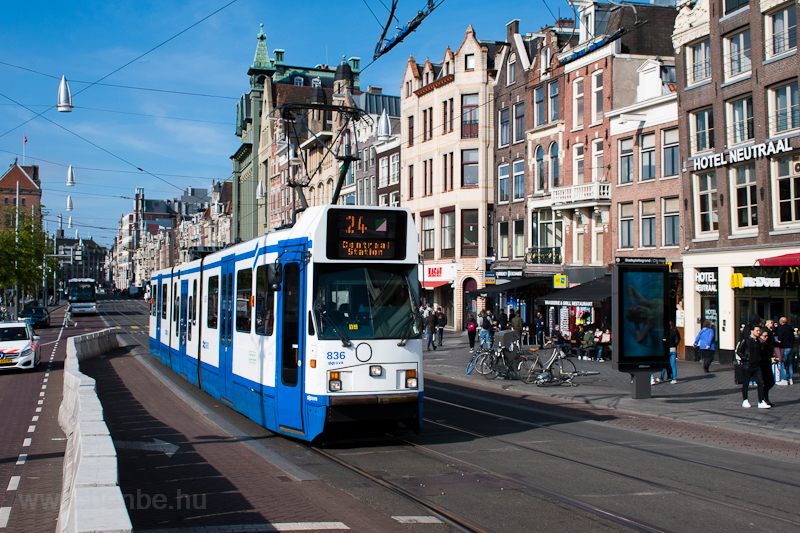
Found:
[740,325,769,409]
[775,317,794,385]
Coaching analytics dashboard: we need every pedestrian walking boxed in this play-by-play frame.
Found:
[510,311,523,333]
[758,328,776,406]
[436,307,447,346]
[694,320,716,372]
[497,309,509,331]
[739,325,769,408]
[479,310,492,349]
[535,311,546,348]
[776,317,794,385]
[424,311,437,351]
[663,321,680,383]
[466,313,477,352]
[65,303,76,328]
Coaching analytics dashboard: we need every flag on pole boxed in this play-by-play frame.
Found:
[23,135,27,145]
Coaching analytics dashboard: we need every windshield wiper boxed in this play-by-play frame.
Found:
[397,314,418,346]
[314,302,352,347]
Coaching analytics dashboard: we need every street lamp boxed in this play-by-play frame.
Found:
[66,165,75,186]
[57,76,73,112]
[66,195,73,211]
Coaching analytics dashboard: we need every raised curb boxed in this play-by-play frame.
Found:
[57,328,132,533]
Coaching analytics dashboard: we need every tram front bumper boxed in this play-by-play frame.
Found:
[327,393,420,423]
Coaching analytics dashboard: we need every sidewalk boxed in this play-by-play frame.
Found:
[426,329,800,443]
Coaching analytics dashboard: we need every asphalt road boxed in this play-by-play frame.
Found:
[95,298,800,533]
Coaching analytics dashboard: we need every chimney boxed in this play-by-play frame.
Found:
[556,18,575,28]
[274,49,284,64]
[507,19,520,41]
[367,86,382,94]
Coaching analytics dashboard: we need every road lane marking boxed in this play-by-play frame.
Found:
[393,516,444,524]
[23,438,31,447]
[35,407,42,413]
[27,426,35,433]
[42,385,47,389]
[43,378,48,382]
[6,476,20,491]
[31,416,39,422]
[45,372,49,377]
[16,454,26,465]
[0,507,10,528]
[38,400,43,405]
[39,392,45,397]
[134,524,350,532]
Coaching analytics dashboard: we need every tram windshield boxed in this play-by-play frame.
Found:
[314,264,421,341]
[67,282,96,303]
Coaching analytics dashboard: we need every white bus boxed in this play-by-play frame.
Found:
[67,278,98,314]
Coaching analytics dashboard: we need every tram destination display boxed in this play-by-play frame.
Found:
[327,209,407,260]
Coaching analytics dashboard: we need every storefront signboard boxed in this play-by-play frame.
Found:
[496,270,523,277]
[730,273,781,289]
[484,272,496,285]
[695,271,717,293]
[554,274,567,288]
[690,138,793,171]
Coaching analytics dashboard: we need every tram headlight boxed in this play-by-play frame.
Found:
[405,369,418,389]
[329,371,342,392]
[369,365,383,377]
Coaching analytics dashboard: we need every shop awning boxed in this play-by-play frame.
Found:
[422,280,450,289]
[466,276,551,298]
[756,253,800,267]
[535,275,611,307]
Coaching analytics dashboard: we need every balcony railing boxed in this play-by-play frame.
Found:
[525,247,562,265]
[461,120,478,139]
[551,181,611,205]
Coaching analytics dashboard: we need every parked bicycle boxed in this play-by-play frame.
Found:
[518,341,599,386]
[476,330,523,380]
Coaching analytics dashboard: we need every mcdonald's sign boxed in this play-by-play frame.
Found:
[730,273,781,289]
[785,267,800,288]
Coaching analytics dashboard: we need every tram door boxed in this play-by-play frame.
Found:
[176,280,188,376]
[155,280,162,358]
[219,257,235,401]
[276,259,305,433]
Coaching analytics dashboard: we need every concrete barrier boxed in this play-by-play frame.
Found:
[57,329,132,533]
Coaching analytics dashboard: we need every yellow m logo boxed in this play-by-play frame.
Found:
[730,273,744,289]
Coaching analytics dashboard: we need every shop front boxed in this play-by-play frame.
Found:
[732,267,800,332]
[535,275,612,338]
[420,263,456,326]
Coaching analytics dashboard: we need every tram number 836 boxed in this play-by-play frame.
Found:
[327,352,346,360]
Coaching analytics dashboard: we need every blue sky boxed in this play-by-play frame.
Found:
[0,0,561,248]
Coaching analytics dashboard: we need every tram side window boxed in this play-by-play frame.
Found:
[255,265,275,336]
[161,284,167,320]
[191,280,197,325]
[236,269,253,333]
[208,276,219,329]
[173,283,179,326]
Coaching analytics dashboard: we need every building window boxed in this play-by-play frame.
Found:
[513,219,525,258]
[692,108,715,153]
[592,71,603,123]
[771,81,799,135]
[725,29,751,79]
[422,215,434,253]
[535,86,545,126]
[766,4,796,57]
[549,82,559,121]
[513,102,525,143]
[593,214,604,264]
[507,54,516,85]
[498,164,509,203]
[641,200,656,247]
[535,146,545,192]
[408,165,414,199]
[465,54,475,70]
[499,221,509,259]
[570,144,584,186]
[499,107,510,146]
[640,134,655,181]
[729,96,754,145]
[733,163,758,230]
[688,39,711,85]
[575,224,584,263]
[537,209,563,260]
[443,100,449,133]
[422,109,428,141]
[620,202,634,248]
[442,211,455,255]
[592,140,604,182]
[663,197,680,246]
[462,210,478,256]
[776,155,800,224]
[513,160,525,201]
[407,116,414,146]
[697,172,719,233]
[462,94,479,138]
[550,143,558,189]
[662,128,680,178]
[390,153,400,184]
[619,138,633,183]
[390,191,400,206]
[448,98,454,132]
[294,77,304,86]
[462,149,479,186]
[573,78,584,129]
[379,194,388,206]
[379,157,389,188]
[725,0,748,15]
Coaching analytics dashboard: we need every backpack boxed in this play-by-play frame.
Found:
[482,316,492,330]
[467,320,476,332]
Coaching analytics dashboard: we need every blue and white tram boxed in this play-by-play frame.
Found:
[148,205,423,441]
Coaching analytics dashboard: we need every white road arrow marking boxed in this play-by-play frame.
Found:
[114,438,179,457]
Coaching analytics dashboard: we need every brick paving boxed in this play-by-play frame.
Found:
[80,347,411,533]
[425,330,800,457]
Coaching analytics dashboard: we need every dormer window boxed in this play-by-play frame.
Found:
[294,77,304,86]
[312,77,321,88]
[507,53,516,85]
[445,61,450,75]
[465,54,475,71]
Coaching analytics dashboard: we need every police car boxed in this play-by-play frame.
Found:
[0,322,41,371]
